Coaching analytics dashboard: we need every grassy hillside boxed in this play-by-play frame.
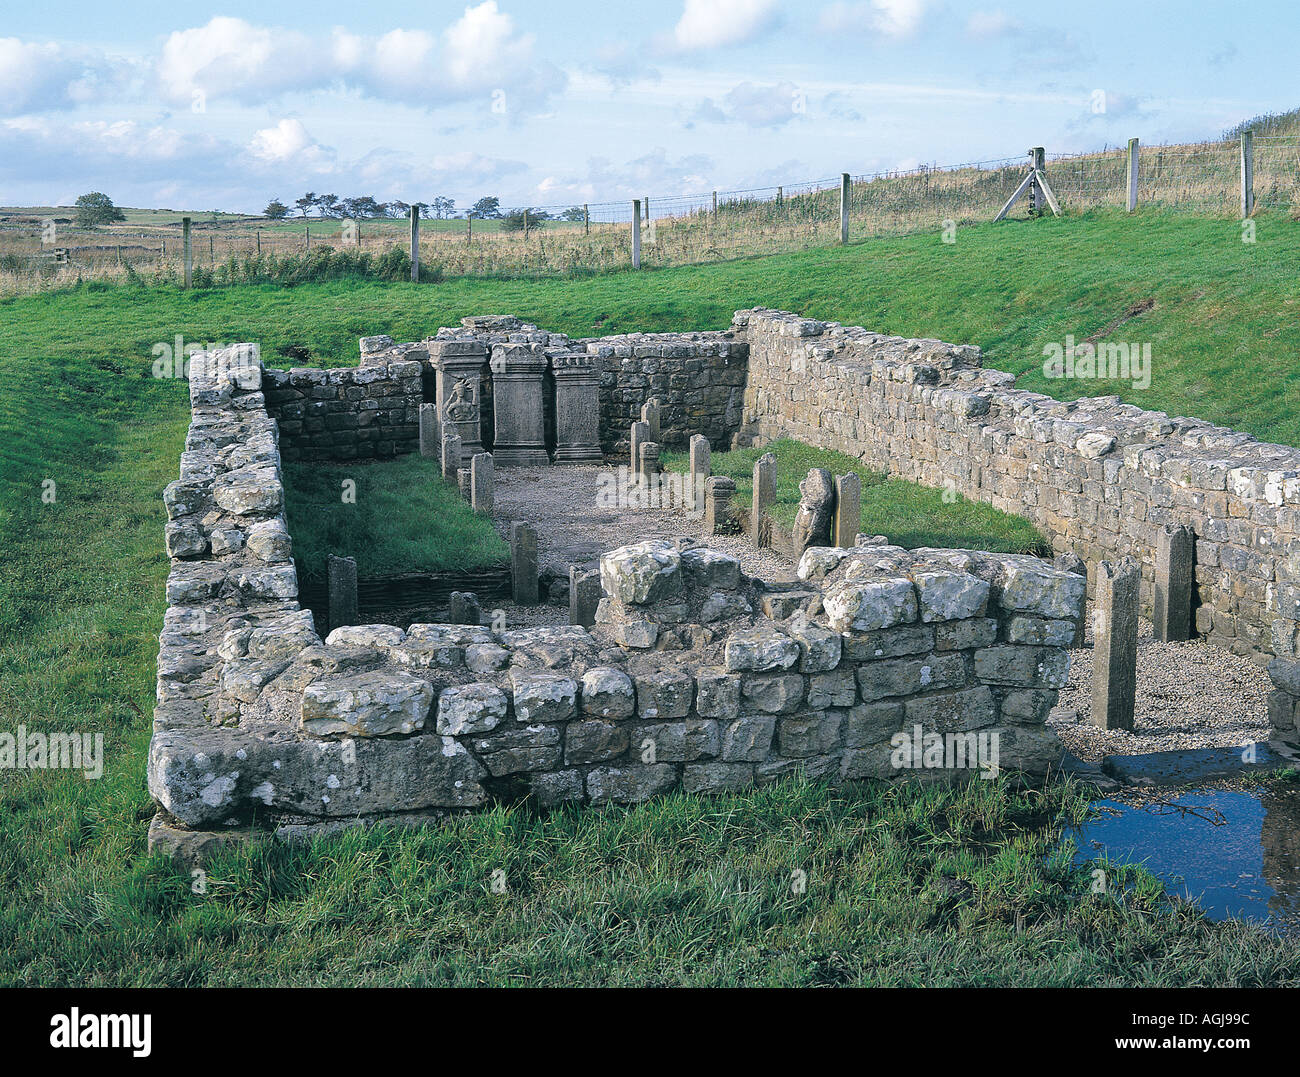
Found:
[4,210,1300,985]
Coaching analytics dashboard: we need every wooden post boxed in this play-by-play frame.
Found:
[777,185,783,205]
[632,199,641,269]
[1241,129,1255,217]
[583,203,589,235]
[305,224,310,250]
[209,235,214,262]
[523,208,529,240]
[644,196,650,221]
[467,215,472,244]
[1028,147,1045,216]
[256,229,261,255]
[181,216,192,289]
[409,205,420,282]
[1126,137,1139,213]
[712,190,718,216]
[839,173,850,244]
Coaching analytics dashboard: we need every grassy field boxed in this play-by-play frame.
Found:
[663,438,1051,554]
[4,210,1300,985]
[283,454,508,584]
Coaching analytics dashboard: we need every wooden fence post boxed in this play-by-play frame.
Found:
[409,205,420,281]
[1241,129,1255,217]
[583,203,589,235]
[839,173,850,243]
[182,216,192,289]
[1028,147,1045,215]
[632,199,641,268]
[1126,137,1139,212]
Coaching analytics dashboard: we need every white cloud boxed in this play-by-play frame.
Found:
[248,119,335,171]
[0,37,135,115]
[672,0,779,51]
[691,80,805,127]
[818,0,927,38]
[156,8,561,110]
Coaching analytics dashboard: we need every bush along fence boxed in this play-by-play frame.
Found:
[6,129,1297,292]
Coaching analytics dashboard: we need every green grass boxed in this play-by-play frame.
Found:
[5,209,1300,985]
[663,438,1051,554]
[283,454,508,584]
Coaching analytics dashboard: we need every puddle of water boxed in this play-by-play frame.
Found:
[1073,787,1300,935]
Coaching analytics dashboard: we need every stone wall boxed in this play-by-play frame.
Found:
[262,361,423,462]
[149,344,1082,853]
[733,308,1300,669]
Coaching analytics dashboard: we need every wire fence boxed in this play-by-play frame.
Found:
[3,132,1299,293]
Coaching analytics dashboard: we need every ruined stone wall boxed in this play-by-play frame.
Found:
[734,308,1300,668]
[262,319,749,464]
[262,361,423,462]
[149,345,1081,852]
[579,332,748,455]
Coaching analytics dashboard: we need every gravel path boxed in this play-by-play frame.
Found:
[489,464,1275,760]
[1048,619,1272,762]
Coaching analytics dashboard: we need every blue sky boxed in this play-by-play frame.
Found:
[0,0,1292,214]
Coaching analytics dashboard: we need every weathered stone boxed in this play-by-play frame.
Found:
[510,671,577,724]
[631,720,719,763]
[778,713,843,757]
[740,673,805,714]
[436,683,509,735]
[581,667,636,718]
[511,522,539,605]
[683,762,754,794]
[300,671,433,737]
[824,578,918,633]
[585,764,677,804]
[915,571,990,623]
[565,720,630,764]
[791,467,835,559]
[998,562,1086,620]
[327,554,358,632]
[843,701,904,747]
[1153,523,1195,643]
[833,472,861,549]
[857,653,966,701]
[902,686,997,733]
[600,540,682,605]
[696,668,742,719]
[1090,556,1140,730]
[681,547,741,591]
[974,646,1071,690]
[724,627,800,672]
[751,452,777,546]
[634,667,694,718]
[721,715,776,762]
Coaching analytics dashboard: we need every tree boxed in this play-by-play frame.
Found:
[502,207,550,231]
[559,206,585,222]
[340,195,382,219]
[317,193,341,218]
[430,196,455,219]
[469,196,501,219]
[295,192,317,218]
[264,199,290,219]
[74,192,126,228]
[385,200,410,218]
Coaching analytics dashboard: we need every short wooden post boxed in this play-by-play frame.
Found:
[256,229,261,255]
[181,216,192,288]
[712,190,718,216]
[1153,524,1195,643]
[631,199,641,268]
[209,235,214,262]
[776,185,783,205]
[583,203,589,235]
[305,224,310,250]
[511,523,539,605]
[1028,147,1046,215]
[1126,137,1139,213]
[1241,129,1255,217]
[409,205,420,282]
[752,452,777,547]
[839,173,850,243]
[1091,556,1140,730]
[523,208,529,240]
[467,216,472,244]
[327,554,358,632]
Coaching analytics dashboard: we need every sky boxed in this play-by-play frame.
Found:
[0,0,1293,215]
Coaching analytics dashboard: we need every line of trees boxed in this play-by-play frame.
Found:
[264,193,588,225]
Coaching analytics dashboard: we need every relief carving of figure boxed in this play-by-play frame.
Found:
[443,377,478,423]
